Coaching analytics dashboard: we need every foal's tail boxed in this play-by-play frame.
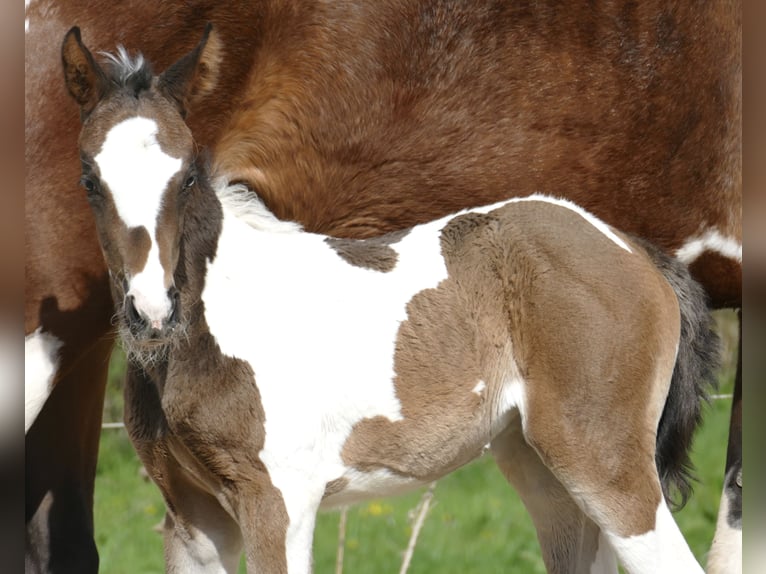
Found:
[637,238,721,510]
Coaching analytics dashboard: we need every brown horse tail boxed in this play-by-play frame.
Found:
[633,237,721,510]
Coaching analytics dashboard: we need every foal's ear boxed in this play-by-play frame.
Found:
[61,27,108,118]
[157,23,222,118]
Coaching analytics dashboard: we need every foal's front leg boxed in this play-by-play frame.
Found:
[124,366,243,573]
[238,472,321,574]
[163,490,243,574]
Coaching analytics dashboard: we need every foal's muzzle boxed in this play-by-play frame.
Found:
[124,286,181,340]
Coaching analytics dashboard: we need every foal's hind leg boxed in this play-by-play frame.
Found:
[491,419,618,574]
[519,389,702,574]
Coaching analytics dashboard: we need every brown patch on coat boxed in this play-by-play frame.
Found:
[342,200,678,536]
[486,202,677,537]
[324,229,410,272]
[166,339,290,572]
[126,227,151,273]
[340,211,513,480]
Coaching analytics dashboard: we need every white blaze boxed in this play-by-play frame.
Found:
[94,116,182,326]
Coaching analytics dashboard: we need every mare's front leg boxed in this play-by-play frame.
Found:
[25,336,114,574]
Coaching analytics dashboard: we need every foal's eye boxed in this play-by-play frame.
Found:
[80,176,101,198]
[182,175,196,190]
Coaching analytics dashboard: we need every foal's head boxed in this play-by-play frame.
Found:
[62,25,220,350]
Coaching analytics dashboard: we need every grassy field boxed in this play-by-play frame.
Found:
[94,312,738,573]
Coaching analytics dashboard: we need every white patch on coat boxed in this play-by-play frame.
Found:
[675,228,742,265]
[25,0,30,33]
[499,380,526,418]
[471,380,486,396]
[605,501,703,573]
[127,244,174,329]
[706,482,742,574]
[25,328,63,432]
[203,193,448,470]
[94,116,182,325]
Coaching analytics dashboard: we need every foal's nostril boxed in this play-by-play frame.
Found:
[124,295,145,328]
[167,287,181,326]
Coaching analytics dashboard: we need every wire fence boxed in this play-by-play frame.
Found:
[101,393,734,430]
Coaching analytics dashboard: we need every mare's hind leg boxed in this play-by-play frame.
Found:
[491,419,617,574]
[707,312,742,574]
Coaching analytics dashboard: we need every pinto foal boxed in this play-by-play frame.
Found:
[63,27,718,573]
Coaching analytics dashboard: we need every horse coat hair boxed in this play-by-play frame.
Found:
[62,26,720,574]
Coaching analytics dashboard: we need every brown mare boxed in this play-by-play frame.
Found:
[25,1,740,572]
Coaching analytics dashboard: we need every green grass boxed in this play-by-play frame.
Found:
[95,312,737,573]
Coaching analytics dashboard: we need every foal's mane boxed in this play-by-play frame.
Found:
[215,182,303,234]
[99,46,153,95]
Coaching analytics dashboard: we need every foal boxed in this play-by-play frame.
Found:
[63,27,719,573]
